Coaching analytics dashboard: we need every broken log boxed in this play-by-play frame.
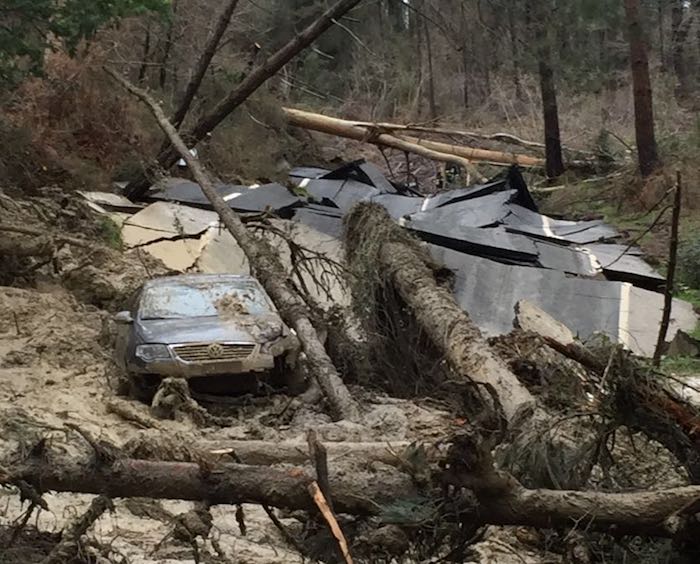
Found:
[345,203,535,423]
[108,69,359,422]
[124,0,365,199]
[284,107,544,170]
[7,446,700,540]
[346,119,609,161]
[283,108,486,180]
[400,134,545,169]
[205,439,410,467]
[8,454,409,516]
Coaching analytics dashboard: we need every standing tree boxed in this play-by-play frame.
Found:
[624,0,661,177]
[125,0,365,199]
[530,0,565,178]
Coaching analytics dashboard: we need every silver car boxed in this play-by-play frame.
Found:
[113,274,301,399]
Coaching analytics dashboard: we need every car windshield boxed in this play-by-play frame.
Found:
[139,280,272,320]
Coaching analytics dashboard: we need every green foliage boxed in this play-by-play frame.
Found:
[99,217,123,250]
[677,234,700,289]
[659,355,700,375]
[677,287,700,312]
[0,0,169,87]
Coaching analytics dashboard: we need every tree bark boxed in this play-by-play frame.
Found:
[344,119,604,161]
[137,20,152,84]
[345,203,535,423]
[170,0,241,129]
[532,0,565,179]
[670,0,695,98]
[399,133,545,169]
[653,172,682,365]
[283,108,546,169]
[507,1,524,102]
[422,5,437,120]
[459,1,469,110]
[9,455,405,516]
[283,107,487,179]
[108,69,360,422]
[7,447,700,540]
[538,55,565,178]
[659,0,667,69]
[158,0,178,90]
[624,0,661,177]
[124,0,365,200]
[203,440,411,467]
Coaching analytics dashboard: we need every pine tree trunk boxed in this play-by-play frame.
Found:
[538,56,564,178]
[158,0,178,90]
[507,2,524,102]
[658,0,667,69]
[423,14,438,120]
[137,21,151,84]
[670,0,693,98]
[459,1,469,110]
[527,0,564,178]
[624,0,661,177]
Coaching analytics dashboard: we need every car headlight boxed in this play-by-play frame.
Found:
[135,344,171,362]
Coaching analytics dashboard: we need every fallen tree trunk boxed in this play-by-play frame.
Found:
[345,203,535,423]
[124,0,365,200]
[108,69,359,422]
[6,447,700,539]
[283,108,486,180]
[204,440,411,467]
[400,133,545,169]
[347,119,607,161]
[284,108,544,170]
[8,455,408,516]
[344,205,604,490]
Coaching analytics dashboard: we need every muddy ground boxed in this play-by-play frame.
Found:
[0,187,691,563]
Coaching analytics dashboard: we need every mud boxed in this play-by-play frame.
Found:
[0,196,454,562]
[0,189,689,563]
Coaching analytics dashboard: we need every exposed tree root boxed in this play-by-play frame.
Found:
[41,495,113,564]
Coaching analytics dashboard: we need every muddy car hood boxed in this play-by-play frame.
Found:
[136,314,285,345]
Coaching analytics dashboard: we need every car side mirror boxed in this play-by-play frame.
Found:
[114,311,133,325]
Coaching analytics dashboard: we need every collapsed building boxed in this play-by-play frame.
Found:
[85,161,696,358]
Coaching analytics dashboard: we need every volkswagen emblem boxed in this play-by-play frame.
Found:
[207,343,224,359]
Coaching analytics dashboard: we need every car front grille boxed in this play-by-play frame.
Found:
[172,343,256,363]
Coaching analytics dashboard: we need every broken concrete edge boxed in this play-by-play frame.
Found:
[514,300,575,346]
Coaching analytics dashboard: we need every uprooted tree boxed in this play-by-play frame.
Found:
[343,202,700,490]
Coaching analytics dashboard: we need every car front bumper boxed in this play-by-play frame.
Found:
[128,351,276,378]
